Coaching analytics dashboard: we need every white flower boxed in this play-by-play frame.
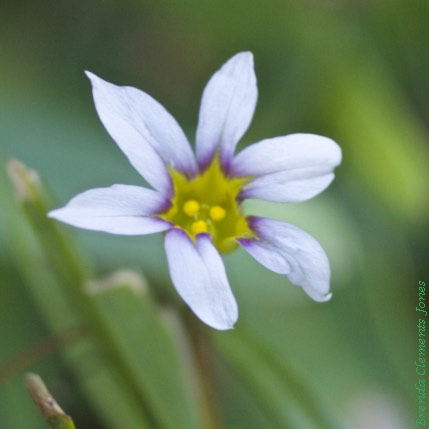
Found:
[49,52,342,330]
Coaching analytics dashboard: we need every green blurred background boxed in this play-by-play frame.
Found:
[1,1,428,428]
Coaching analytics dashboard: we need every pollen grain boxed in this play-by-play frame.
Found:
[183,200,200,217]
[210,206,226,222]
[191,220,209,235]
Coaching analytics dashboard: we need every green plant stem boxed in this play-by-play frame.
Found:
[26,373,77,429]
[213,328,342,429]
[7,161,157,427]
[184,310,223,429]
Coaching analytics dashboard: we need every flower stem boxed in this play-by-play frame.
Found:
[26,373,77,429]
[184,310,223,429]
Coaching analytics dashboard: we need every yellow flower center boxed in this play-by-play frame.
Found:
[159,156,254,252]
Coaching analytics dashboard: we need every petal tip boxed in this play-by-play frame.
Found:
[230,51,255,72]
[236,51,253,62]
[84,70,96,80]
[84,71,104,89]
[215,323,236,331]
[208,313,237,331]
[321,292,333,302]
[307,289,332,303]
[47,208,60,219]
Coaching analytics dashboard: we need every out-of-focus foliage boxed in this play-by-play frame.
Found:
[0,1,427,428]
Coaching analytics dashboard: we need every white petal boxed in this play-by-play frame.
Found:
[86,72,197,192]
[196,52,257,170]
[244,217,332,302]
[48,185,171,235]
[240,170,335,203]
[238,239,290,274]
[195,234,238,324]
[232,134,342,178]
[164,229,238,330]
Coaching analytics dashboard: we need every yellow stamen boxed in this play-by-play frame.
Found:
[210,205,226,222]
[183,200,200,217]
[191,220,208,235]
[159,156,254,252]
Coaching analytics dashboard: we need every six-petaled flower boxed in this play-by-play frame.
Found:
[48,52,342,330]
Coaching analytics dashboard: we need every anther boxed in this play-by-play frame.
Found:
[191,220,208,235]
[183,200,200,217]
[210,205,226,222]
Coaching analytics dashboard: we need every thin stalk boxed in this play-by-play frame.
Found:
[184,310,223,429]
[7,160,160,428]
[26,373,77,429]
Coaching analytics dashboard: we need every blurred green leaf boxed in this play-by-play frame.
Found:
[0,264,49,429]
[3,161,154,429]
[213,329,341,429]
[5,159,205,429]
[87,271,205,429]
[289,4,429,223]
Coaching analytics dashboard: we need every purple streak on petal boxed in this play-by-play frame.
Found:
[196,151,215,174]
[246,215,260,234]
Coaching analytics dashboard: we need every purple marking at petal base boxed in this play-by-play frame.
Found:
[237,238,255,250]
[219,151,234,177]
[154,196,173,215]
[246,215,261,233]
[238,236,291,275]
[197,151,215,173]
[179,163,199,180]
[169,226,188,238]
[197,150,232,178]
